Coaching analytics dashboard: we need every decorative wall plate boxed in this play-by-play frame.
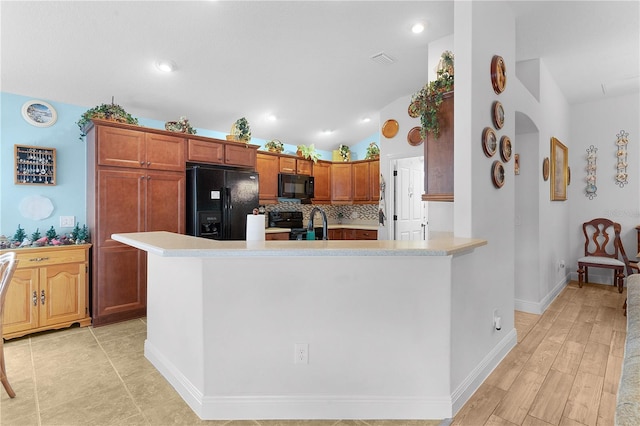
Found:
[491,55,507,94]
[500,135,512,162]
[381,119,399,138]
[492,161,505,188]
[542,157,550,181]
[492,101,504,129]
[407,126,424,146]
[482,127,497,157]
[21,100,57,127]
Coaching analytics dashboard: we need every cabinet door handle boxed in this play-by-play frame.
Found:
[29,257,49,262]
[140,161,145,166]
[32,291,38,306]
[147,162,151,166]
[41,290,46,305]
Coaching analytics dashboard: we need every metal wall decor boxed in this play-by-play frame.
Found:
[585,145,597,199]
[500,136,512,162]
[482,127,497,157]
[491,55,507,94]
[14,145,57,185]
[615,130,629,188]
[492,101,504,129]
[491,161,505,188]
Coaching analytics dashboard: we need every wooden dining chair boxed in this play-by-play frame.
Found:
[577,218,626,293]
[0,252,18,398]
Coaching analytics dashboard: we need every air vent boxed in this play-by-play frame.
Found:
[370,52,395,65]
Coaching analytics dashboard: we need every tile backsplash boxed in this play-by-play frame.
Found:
[264,202,378,224]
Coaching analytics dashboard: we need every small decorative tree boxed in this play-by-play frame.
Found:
[13,224,26,242]
[31,228,41,241]
[46,226,57,241]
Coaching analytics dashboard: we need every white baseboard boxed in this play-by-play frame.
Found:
[515,274,568,314]
[450,327,517,415]
[145,340,453,420]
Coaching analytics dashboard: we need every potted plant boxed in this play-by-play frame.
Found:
[296,144,321,163]
[264,139,284,153]
[227,117,251,142]
[165,116,197,134]
[365,142,380,160]
[408,50,454,139]
[77,102,139,140]
[338,144,350,161]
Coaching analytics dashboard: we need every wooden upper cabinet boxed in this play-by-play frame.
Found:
[256,153,280,204]
[423,92,454,201]
[296,159,312,175]
[225,143,257,168]
[279,157,297,173]
[312,160,331,202]
[369,159,380,202]
[187,139,224,164]
[145,133,185,171]
[352,161,370,202]
[97,125,145,168]
[96,125,184,171]
[331,163,352,203]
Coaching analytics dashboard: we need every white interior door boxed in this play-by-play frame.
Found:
[395,157,427,240]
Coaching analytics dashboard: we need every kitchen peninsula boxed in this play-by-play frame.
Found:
[112,231,487,420]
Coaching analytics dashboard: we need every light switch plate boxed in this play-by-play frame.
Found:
[60,216,75,228]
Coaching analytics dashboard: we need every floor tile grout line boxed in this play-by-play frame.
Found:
[88,325,150,424]
[29,337,43,426]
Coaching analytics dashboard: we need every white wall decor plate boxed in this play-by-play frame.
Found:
[21,100,57,127]
[19,195,54,220]
[615,130,629,188]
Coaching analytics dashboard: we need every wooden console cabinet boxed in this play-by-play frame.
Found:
[1,244,92,339]
[86,119,186,326]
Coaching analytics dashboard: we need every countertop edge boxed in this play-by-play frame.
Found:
[112,231,486,257]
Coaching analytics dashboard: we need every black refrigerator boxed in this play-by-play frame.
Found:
[186,164,259,240]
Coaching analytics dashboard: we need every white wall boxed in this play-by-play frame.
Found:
[569,93,640,283]
[449,1,517,410]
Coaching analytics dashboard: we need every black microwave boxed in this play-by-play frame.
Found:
[278,173,314,199]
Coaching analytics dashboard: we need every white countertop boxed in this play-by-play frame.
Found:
[112,231,486,258]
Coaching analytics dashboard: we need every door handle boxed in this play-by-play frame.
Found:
[41,290,46,305]
[32,291,38,306]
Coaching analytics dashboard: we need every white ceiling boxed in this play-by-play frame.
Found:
[1,1,638,151]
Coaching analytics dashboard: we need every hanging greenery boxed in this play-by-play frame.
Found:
[77,101,139,140]
[408,51,454,140]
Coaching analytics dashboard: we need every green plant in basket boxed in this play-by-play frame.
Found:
[296,144,321,163]
[264,139,284,153]
[365,142,380,160]
[230,117,251,142]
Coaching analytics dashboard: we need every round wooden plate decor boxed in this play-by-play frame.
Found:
[542,157,550,181]
[491,55,507,94]
[407,126,424,146]
[500,135,512,162]
[492,161,505,188]
[382,119,399,138]
[493,101,505,129]
[482,127,498,157]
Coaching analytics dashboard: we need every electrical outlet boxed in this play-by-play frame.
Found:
[294,343,308,364]
[60,216,75,228]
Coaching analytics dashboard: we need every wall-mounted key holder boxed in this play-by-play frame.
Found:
[14,144,56,185]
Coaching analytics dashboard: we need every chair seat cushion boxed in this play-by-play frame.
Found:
[578,256,625,267]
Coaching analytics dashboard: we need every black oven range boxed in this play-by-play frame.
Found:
[268,211,322,240]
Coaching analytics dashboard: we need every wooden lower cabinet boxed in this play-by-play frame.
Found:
[328,228,377,240]
[1,245,92,339]
[266,232,289,241]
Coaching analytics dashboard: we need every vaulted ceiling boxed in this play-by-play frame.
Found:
[2,1,638,150]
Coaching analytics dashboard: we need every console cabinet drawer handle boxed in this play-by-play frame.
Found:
[29,257,49,262]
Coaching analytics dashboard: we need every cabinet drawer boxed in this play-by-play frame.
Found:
[11,246,88,268]
[355,229,377,240]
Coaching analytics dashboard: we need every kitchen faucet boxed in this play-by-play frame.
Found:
[307,207,328,240]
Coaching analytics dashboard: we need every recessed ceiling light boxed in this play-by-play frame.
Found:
[155,60,177,72]
[362,117,371,123]
[267,114,277,122]
[412,23,425,34]
[321,129,333,135]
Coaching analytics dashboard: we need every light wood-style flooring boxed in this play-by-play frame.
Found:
[452,281,627,426]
